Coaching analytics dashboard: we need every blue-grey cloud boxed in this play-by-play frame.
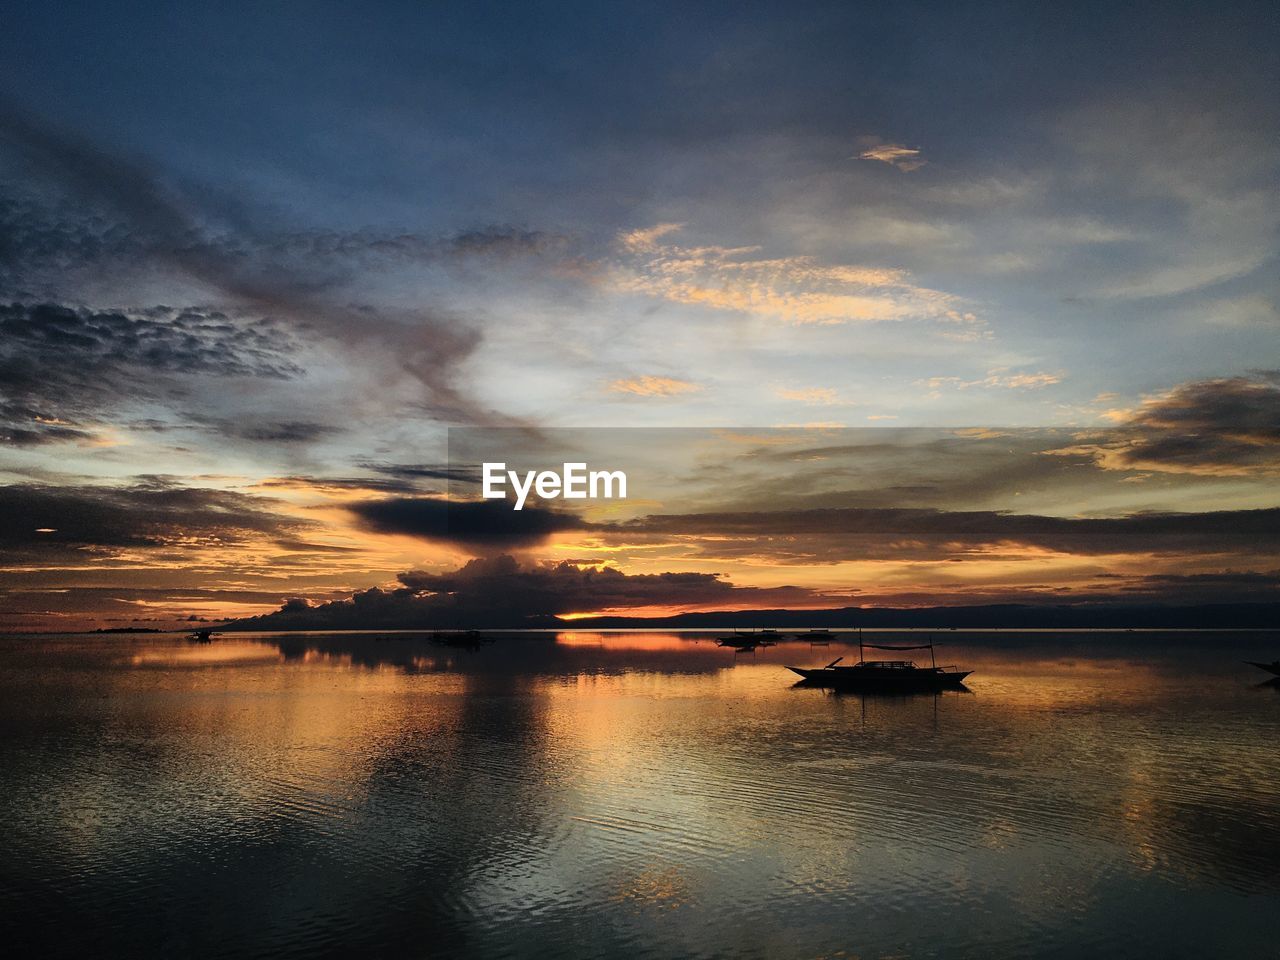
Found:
[0,301,300,443]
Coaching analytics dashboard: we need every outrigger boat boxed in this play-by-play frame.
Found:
[788,638,970,691]
[716,629,768,649]
[1245,660,1280,677]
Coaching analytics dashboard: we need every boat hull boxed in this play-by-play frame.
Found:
[788,666,971,690]
[1245,661,1280,677]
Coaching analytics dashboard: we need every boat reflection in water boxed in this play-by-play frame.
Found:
[1245,659,1280,677]
[788,638,971,691]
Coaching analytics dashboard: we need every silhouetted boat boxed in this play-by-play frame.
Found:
[187,628,215,643]
[1245,660,1280,677]
[432,630,492,648]
[717,630,763,648]
[788,640,970,691]
[795,629,835,643]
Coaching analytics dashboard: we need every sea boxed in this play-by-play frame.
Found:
[1,629,1278,958]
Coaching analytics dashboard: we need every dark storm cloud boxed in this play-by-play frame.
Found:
[0,584,323,618]
[257,475,427,495]
[233,554,823,629]
[0,482,308,563]
[356,462,484,486]
[343,479,1280,560]
[1,414,93,446]
[212,420,339,444]
[349,497,588,548]
[0,301,300,443]
[1101,372,1280,475]
[0,104,513,423]
[0,302,297,382]
[615,506,1280,561]
[396,555,815,612]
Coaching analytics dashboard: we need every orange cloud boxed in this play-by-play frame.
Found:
[611,224,980,329]
[775,387,844,405]
[608,376,702,398]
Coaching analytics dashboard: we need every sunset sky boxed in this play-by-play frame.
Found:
[1,1,1278,629]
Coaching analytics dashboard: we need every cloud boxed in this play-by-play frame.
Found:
[257,475,427,496]
[1201,296,1280,329]
[608,375,702,398]
[229,548,1280,633]
[357,462,483,484]
[854,142,927,172]
[1114,570,1280,602]
[232,554,829,629]
[1054,372,1280,477]
[0,482,307,564]
[213,420,339,444]
[0,105,501,423]
[618,223,684,253]
[917,369,1063,392]
[775,387,844,406]
[348,496,588,548]
[0,302,301,443]
[613,505,1280,562]
[1055,100,1279,300]
[610,224,978,329]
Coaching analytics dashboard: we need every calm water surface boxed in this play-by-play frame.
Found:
[2,630,1279,958]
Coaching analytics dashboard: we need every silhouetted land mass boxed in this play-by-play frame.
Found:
[92,627,164,633]
[221,602,1280,632]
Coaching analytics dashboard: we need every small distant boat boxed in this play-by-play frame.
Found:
[1245,660,1280,677]
[187,628,216,643]
[432,630,493,648]
[795,628,835,643]
[788,639,970,691]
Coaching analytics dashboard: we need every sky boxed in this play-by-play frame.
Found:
[1,0,1278,629]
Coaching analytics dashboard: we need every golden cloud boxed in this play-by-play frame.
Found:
[611,224,979,328]
[608,375,703,398]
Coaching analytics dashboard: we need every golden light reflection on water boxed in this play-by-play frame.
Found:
[128,640,286,667]
[555,630,705,650]
[2,630,1279,957]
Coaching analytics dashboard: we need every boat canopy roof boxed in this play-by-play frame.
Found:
[863,642,936,651]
